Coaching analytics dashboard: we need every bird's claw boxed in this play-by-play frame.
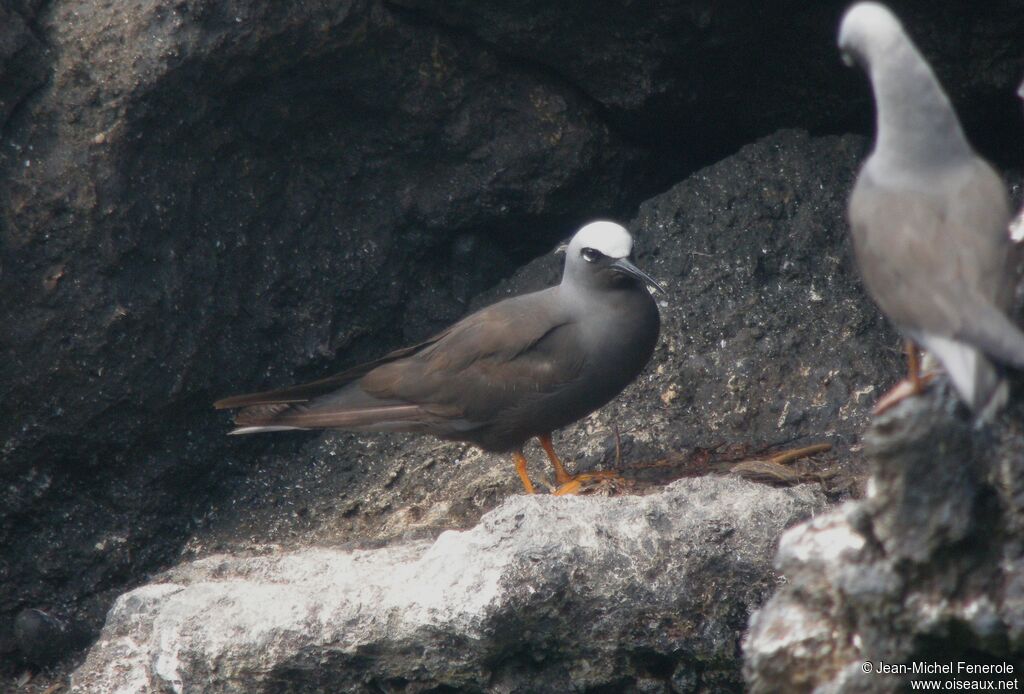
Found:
[552,470,621,496]
[872,371,938,415]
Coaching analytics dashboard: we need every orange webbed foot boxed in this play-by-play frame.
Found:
[552,470,622,496]
[536,433,622,495]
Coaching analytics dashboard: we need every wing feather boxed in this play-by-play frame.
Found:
[850,161,1020,358]
[216,287,583,436]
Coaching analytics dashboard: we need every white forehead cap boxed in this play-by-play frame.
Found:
[569,221,633,259]
[839,2,902,55]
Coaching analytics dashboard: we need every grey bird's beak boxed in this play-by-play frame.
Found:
[610,258,666,294]
[841,50,855,67]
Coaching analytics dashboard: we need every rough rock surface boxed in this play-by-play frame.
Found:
[0,0,647,664]
[743,385,1024,691]
[4,0,1022,676]
[392,0,1024,167]
[4,121,902,678]
[0,1,46,133]
[71,477,826,693]
[66,127,893,691]
[5,1,1024,682]
[180,130,896,562]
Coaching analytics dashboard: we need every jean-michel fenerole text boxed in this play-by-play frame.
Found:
[871,661,1015,676]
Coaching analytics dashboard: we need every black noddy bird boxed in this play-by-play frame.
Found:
[838,2,1024,420]
[215,221,663,493]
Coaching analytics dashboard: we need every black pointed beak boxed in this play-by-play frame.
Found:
[610,258,666,295]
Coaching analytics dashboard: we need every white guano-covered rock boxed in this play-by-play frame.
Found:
[72,476,824,693]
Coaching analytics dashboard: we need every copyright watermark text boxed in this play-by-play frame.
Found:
[861,660,1018,690]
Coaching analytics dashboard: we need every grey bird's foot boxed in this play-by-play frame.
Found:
[872,371,938,415]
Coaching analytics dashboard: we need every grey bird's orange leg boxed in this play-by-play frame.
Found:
[873,339,937,415]
[512,451,536,494]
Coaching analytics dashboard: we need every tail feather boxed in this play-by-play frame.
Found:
[956,301,1024,370]
[226,387,437,435]
[232,403,295,426]
[213,336,444,411]
[920,334,1007,421]
[229,425,307,435]
[236,403,427,430]
[976,379,1009,424]
[215,340,459,435]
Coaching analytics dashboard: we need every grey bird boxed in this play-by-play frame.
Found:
[838,2,1024,419]
[215,221,663,494]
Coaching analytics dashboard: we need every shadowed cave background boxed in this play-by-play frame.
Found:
[1,0,1024,684]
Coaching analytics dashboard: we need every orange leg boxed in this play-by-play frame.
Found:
[873,339,936,415]
[537,432,619,496]
[538,433,573,485]
[512,451,535,494]
[906,340,923,391]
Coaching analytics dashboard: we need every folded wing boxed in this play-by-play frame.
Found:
[215,291,584,437]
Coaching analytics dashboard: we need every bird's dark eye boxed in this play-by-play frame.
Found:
[840,46,864,70]
[581,247,603,263]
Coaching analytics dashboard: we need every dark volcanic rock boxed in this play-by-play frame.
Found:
[14,607,88,669]
[631,130,900,452]
[71,478,826,693]
[176,130,895,566]
[3,0,1023,684]
[743,386,1024,692]
[67,129,896,690]
[0,1,46,133]
[0,0,645,668]
[391,0,1024,168]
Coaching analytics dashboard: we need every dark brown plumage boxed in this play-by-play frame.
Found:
[215,221,663,492]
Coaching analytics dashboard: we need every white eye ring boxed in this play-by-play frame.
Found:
[581,247,603,263]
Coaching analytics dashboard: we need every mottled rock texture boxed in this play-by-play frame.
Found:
[3,116,901,678]
[744,386,1024,691]
[391,0,1024,166]
[1,0,647,665]
[177,130,894,566]
[71,477,826,693]
[66,128,890,692]
[2,0,1023,685]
